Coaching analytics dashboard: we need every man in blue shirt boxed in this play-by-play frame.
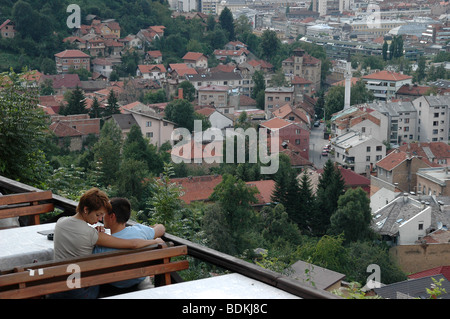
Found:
[93,197,165,293]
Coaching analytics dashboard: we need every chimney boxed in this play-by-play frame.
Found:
[178,88,183,100]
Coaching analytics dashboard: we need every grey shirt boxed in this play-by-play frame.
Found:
[53,217,99,260]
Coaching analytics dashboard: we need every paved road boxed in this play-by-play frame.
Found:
[309,123,332,169]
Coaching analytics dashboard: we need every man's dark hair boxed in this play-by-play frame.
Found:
[109,197,131,224]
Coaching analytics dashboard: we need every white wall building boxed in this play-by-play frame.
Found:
[332,130,386,175]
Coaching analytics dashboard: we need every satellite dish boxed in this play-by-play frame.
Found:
[437,222,443,230]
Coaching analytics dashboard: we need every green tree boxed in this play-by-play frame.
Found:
[209,174,258,255]
[328,187,374,243]
[122,124,162,174]
[177,81,196,102]
[164,98,196,132]
[91,121,123,187]
[219,7,235,41]
[258,203,303,246]
[88,96,102,119]
[259,29,280,63]
[416,56,427,83]
[313,160,345,236]
[62,86,87,115]
[0,70,50,185]
[104,89,120,116]
[297,172,316,233]
[146,163,185,233]
[251,70,266,100]
[382,41,388,61]
[324,85,345,120]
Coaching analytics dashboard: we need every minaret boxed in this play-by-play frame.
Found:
[344,51,352,110]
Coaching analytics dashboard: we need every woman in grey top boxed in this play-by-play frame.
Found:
[50,187,163,299]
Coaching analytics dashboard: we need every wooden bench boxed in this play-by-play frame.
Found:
[0,191,54,226]
[0,243,189,299]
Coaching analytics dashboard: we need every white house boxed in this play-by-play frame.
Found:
[412,95,450,143]
[371,193,432,245]
[332,130,386,175]
[196,107,233,130]
[136,64,167,81]
[92,58,114,79]
[362,70,412,101]
[331,106,389,144]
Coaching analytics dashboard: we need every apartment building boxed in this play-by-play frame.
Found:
[264,87,294,118]
[331,106,389,143]
[54,50,91,74]
[362,70,412,101]
[185,72,243,91]
[197,85,230,112]
[367,100,418,146]
[281,48,321,92]
[332,130,386,175]
[412,95,450,143]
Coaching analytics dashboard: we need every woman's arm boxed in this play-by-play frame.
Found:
[96,232,164,249]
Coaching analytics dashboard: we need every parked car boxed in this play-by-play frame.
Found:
[321,150,328,156]
[314,121,320,127]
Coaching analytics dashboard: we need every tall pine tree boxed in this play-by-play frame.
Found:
[313,160,345,236]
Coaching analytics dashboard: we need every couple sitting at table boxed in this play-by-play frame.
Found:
[51,188,165,299]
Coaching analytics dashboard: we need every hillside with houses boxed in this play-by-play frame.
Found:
[2,0,450,299]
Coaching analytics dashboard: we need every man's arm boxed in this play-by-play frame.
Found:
[152,224,166,238]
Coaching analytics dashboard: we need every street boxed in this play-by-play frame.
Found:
[309,123,331,169]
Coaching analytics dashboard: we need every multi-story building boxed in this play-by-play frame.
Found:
[332,130,386,175]
[331,106,389,144]
[185,71,243,91]
[201,0,219,15]
[197,85,230,112]
[367,100,418,146]
[264,87,294,118]
[54,50,91,74]
[281,48,321,92]
[182,52,208,69]
[351,19,406,40]
[362,70,413,101]
[412,95,450,143]
[417,167,450,196]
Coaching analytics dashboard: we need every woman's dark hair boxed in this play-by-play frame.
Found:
[109,197,131,224]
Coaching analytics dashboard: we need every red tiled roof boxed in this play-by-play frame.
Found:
[362,70,412,81]
[182,52,206,61]
[375,150,409,171]
[408,265,450,281]
[196,107,216,117]
[260,117,292,130]
[138,64,166,73]
[396,84,431,96]
[245,180,275,205]
[172,175,223,204]
[147,50,162,58]
[291,76,313,85]
[54,50,90,58]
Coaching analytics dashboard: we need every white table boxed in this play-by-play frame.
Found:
[0,223,55,271]
[104,273,300,299]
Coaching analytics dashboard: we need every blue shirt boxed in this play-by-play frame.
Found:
[93,224,155,288]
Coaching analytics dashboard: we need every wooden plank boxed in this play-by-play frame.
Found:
[0,260,189,299]
[0,203,54,219]
[0,191,53,206]
[0,246,188,287]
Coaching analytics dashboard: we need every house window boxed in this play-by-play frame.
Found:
[376,146,382,151]
[295,139,300,145]
[146,121,152,127]
[146,132,153,138]
[366,156,371,161]
[366,146,371,152]
[296,129,301,134]
[418,223,423,230]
